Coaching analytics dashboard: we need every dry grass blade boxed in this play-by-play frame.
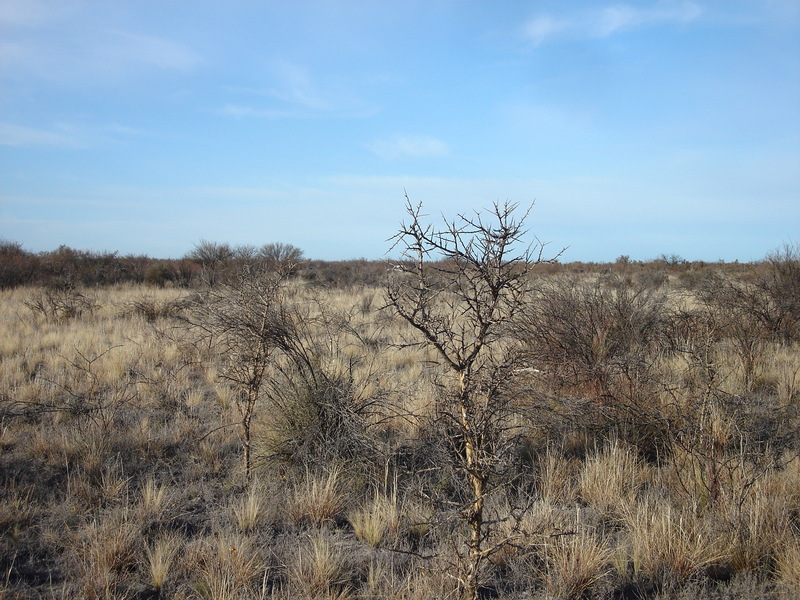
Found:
[626,497,729,585]
[578,440,646,522]
[190,534,266,600]
[232,482,267,532]
[774,538,800,593]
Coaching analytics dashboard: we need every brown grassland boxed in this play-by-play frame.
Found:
[0,237,799,599]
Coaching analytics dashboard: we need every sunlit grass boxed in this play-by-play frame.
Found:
[0,276,797,600]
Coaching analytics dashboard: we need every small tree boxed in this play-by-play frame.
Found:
[189,266,294,481]
[186,240,235,286]
[259,242,304,276]
[188,256,372,483]
[386,197,559,599]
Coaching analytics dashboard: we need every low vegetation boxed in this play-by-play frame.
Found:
[0,224,798,599]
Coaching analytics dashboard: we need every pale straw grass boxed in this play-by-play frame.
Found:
[288,468,346,527]
[231,482,269,533]
[774,537,800,594]
[625,495,729,586]
[138,476,169,520]
[145,534,182,593]
[289,533,351,599]
[189,533,266,600]
[348,489,401,547]
[578,440,646,522]
[544,526,612,599]
[537,446,578,505]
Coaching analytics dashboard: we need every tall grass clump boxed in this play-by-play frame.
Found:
[348,489,401,547]
[543,527,612,599]
[144,534,182,595]
[288,533,351,599]
[287,468,347,528]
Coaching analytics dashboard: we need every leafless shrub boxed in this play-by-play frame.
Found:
[518,275,670,458]
[521,275,667,403]
[24,287,98,322]
[757,243,800,343]
[258,242,305,276]
[664,301,800,510]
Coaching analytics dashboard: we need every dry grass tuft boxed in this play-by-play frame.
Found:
[75,515,139,600]
[144,534,182,594]
[138,476,169,520]
[288,533,351,599]
[288,468,346,527]
[537,447,578,505]
[544,527,612,599]
[189,533,266,600]
[578,440,646,522]
[348,490,401,547]
[774,537,800,594]
[625,496,729,586]
[231,482,269,533]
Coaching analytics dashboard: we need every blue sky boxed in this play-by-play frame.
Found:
[1,0,798,262]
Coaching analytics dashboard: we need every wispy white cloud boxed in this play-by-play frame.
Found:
[368,135,450,159]
[0,120,163,149]
[524,15,569,46]
[220,60,377,119]
[0,122,82,148]
[596,2,702,36]
[0,4,201,84]
[105,31,201,72]
[0,0,67,26]
[264,60,335,111]
[523,1,703,45]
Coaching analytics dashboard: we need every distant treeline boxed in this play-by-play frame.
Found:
[0,238,767,290]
